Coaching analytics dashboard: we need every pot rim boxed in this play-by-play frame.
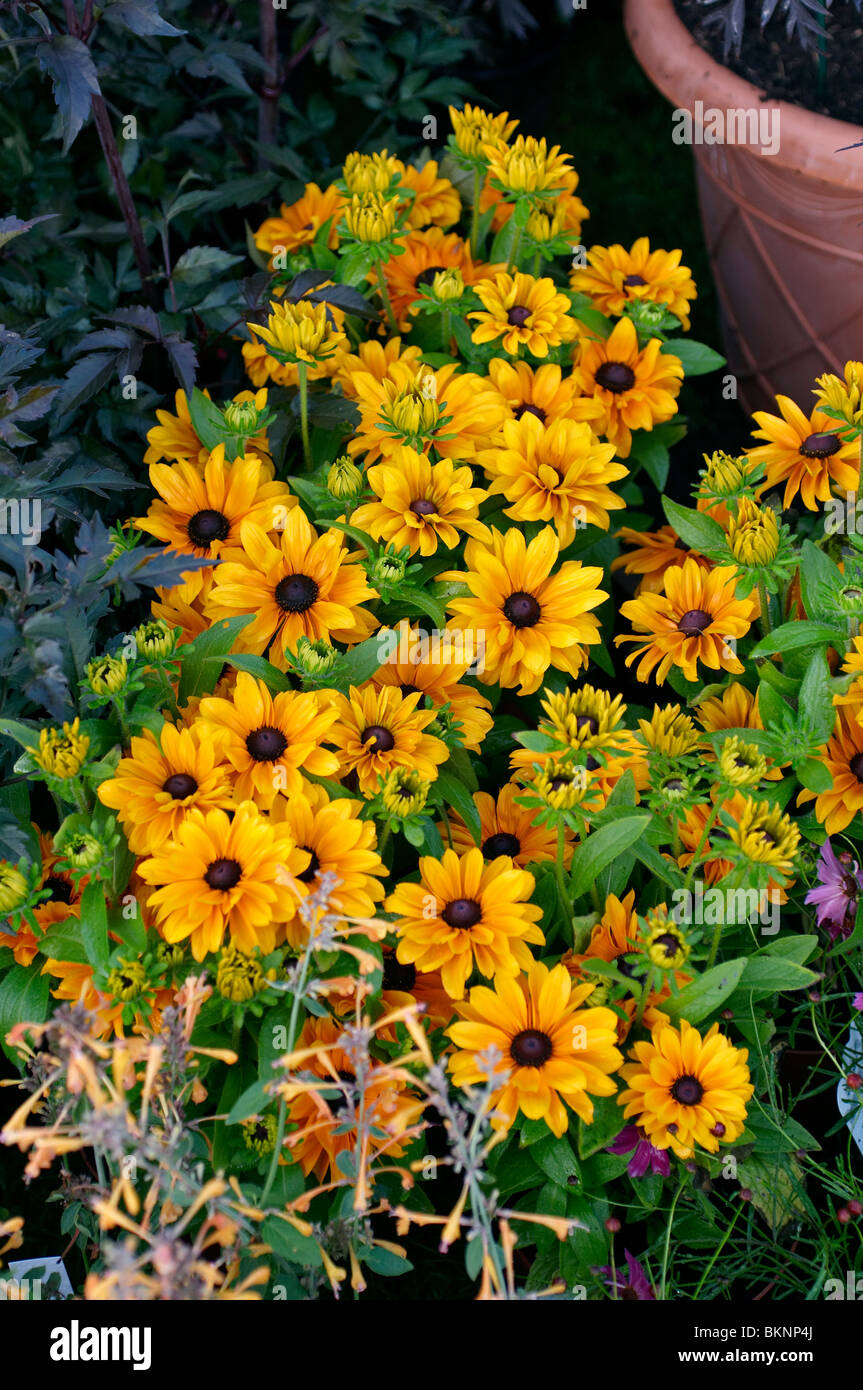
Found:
[624,0,863,189]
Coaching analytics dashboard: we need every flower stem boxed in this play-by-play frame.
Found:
[554,820,570,931]
[375,259,399,335]
[756,577,772,637]
[297,361,312,470]
[470,166,481,257]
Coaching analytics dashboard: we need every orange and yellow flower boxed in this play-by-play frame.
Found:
[327,684,449,797]
[254,182,346,262]
[205,509,378,669]
[571,316,684,457]
[387,846,544,1000]
[748,396,860,510]
[618,1018,753,1159]
[616,558,755,685]
[97,723,235,855]
[469,272,577,358]
[138,801,308,960]
[571,238,696,332]
[196,673,340,807]
[479,413,627,546]
[351,446,490,556]
[445,526,608,694]
[447,960,622,1136]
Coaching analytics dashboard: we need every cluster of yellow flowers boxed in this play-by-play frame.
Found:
[14,107,863,1204]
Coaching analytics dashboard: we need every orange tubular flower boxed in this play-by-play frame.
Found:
[616,558,755,685]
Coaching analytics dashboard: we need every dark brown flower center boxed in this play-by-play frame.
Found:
[503,591,541,628]
[576,714,599,735]
[399,683,419,699]
[653,932,681,959]
[671,1074,704,1106]
[245,726,288,762]
[514,403,546,423]
[482,831,521,860]
[511,1028,553,1067]
[410,498,437,517]
[296,848,320,884]
[442,897,482,929]
[850,753,863,783]
[507,305,531,327]
[204,858,242,891]
[362,724,395,753]
[595,361,635,394]
[275,573,319,613]
[710,1121,726,1137]
[415,264,448,287]
[44,875,73,904]
[382,955,417,991]
[623,273,648,287]
[162,772,198,799]
[678,608,712,637]
[800,431,841,458]
[841,873,860,897]
[613,951,646,990]
[187,508,230,548]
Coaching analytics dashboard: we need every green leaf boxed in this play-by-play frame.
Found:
[748,621,846,660]
[660,338,726,375]
[260,1215,321,1267]
[38,921,88,964]
[173,245,244,284]
[361,1246,413,1276]
[103,0,185,35]
[339,632,386,688]
[661,495,725,553]
[79,880,109,971]
[0,966,50,1062]
[226,1079,273,1125]
[798,649,836,743]
[433,769,481,844]
[0,214,60,250]
[761,934,818,965]
[569,815,651,899]
[660,957,748,1025]
[177,615,253,705]
[798,757,833,794]
[576,1093,625,1159]
[532,1135,580,1188]
[630,434,670,491]
[799,540,843,624]
[225,654,292,692]
[36,36,100,153]
[738,956,819,993]
[186,387,229,453]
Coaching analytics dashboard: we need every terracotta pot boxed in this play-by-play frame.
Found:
[624,0,863,414]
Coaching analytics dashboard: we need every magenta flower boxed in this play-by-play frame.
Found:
[598,1249,655,1301]
[607,1124,670,1178]
[853,993,863,1013]
[805,839,863,941]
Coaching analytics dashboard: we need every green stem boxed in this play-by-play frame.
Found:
[659,1176,687,1301]
[260,949,312,1207]
[470,166,481,257]
[693,1202,742,1299]
[506,226,522,276]
[375,259,399,335]
[297,361,311,471]
[634,965,655,1029]
[554,820,571,930]
[756,577,772,638]
[682,800,721,894]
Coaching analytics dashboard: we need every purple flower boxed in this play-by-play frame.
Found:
[607,1124,670,1179]
[805,840,863,941]
[598,1250,655,1301]
[853,993,863,1013]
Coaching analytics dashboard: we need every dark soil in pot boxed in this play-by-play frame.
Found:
[674,0,863,125]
